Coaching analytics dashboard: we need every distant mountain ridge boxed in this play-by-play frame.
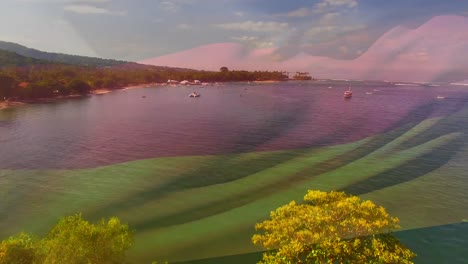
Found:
[0,40,131,67]
[0,49,55,67]
[0,41,196,72]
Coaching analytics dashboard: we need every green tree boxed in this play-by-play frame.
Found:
[0,233,37,264]
[252,190,416,264]
[67,79,91,95]
[0,73,16,99]
[38,214,133,264]
[220,66,229,73]
[0,214,133,264]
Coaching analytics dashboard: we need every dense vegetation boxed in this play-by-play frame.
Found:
[0,64,289,100]
[0,214,132,264]
[0,50,53,67]
[0,41,293,101]
[0,191,416,263]
[253,190,416,264]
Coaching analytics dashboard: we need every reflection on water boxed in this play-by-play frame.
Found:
[1,81,467,169]
[1,81,468,263]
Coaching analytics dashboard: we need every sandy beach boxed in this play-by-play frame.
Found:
[253,80,283,83]
[90,89,112,95]
[0,101,25,110]
[0,83,162,111]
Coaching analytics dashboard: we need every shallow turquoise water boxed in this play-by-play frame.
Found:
[1,80,467,263]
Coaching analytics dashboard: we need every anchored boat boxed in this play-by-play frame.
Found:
[344,86,352,98]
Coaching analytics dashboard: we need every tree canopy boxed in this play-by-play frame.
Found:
[252,190,416,264]
[0,64,290,101]
[0,214,133,264]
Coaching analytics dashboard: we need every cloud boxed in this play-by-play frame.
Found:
[64,4,126,15]
[232,36,258,42]
[216,21,289,32]
[234,11,244,17]
[305,26,336,37]
[285,7,310,17]
[338,45,349,54]
[19,0,111,2]
[177,23,191,30]
[277,0,356,18]
[313,0,358,14]
[159,0,193,13]
[305,23,365,41]
[231,35,275,48]
[319,12,341,24]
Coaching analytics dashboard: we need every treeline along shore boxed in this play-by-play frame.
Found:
[0,63,292,103]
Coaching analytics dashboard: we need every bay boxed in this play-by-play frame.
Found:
[0,81,467,263]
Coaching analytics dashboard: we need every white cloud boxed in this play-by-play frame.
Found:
[313,0,358,14]
[231,36,275,49]
[254,41,275,48]
[234,11,244,17]
[305,23,364,39]
[339,45,349,54]
[19,0,111,3]
[177,23,191,30]
[64,4,125,15]
[319,12,341,24]
[232,36,259,42]
[159,0,193,13]
[276,0,356,18]
[216,21,289,32]
[285,7,310,17]
[305,26,336,37]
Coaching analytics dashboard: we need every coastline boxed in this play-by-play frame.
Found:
[0,101,25,110]
[253,80,283,83]
[0,82,160,111]
[0,80,287,111]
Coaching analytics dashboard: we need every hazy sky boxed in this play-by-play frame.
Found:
[1,0,467,61]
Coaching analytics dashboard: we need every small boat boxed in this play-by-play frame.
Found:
[436,96,445,99]
[189,92,200,98]
[344,86,352,98]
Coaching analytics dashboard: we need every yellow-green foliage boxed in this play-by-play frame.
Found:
[0,233,36,264]
[252,190,416,264]
[0,214,133,264]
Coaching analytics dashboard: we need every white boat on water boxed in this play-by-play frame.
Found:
[344,86,352,98]
[167,79,179,84]
[189,92,200,98]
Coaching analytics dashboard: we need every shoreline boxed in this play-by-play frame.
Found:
[0,82,159,111]
[0,101,26,110]
[0,80,288,111]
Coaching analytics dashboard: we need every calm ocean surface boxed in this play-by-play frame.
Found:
[0,81,467,263]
